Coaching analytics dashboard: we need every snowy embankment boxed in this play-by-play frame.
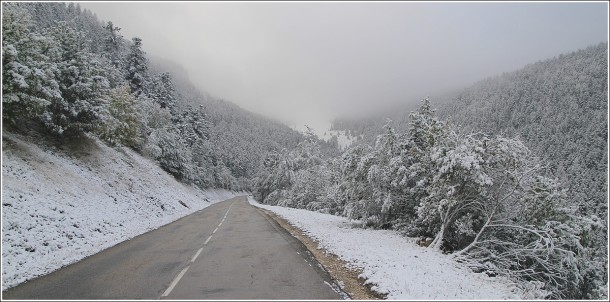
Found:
[1,132,241,291]
[250,198,522,300]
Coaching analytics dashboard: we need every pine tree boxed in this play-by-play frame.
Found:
[41,21,111,136]
[335,143,376,223]
[141,123,193,182]
[2,5,62,127]
[102,21,123,68]
[125,37,148,97]
[253,149,297,205]
[175,105,211,147]
[147,72,176,114]
[401,99,452,235]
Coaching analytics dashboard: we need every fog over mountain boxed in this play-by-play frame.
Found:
[79,2,607,133]
[3,2,608,299]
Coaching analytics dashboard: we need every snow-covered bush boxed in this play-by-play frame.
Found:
[261,98,603,299]
[253,150,296,203]
[253,127,338,211]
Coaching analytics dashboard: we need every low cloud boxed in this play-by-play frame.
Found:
[80,2,608,132]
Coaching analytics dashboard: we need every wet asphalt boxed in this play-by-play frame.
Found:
[2,196,342,300]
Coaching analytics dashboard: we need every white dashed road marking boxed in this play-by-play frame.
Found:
[161,200,237,298]
[190,248,203,263]
[161,266,190,297]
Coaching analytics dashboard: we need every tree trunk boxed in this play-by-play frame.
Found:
[429,225,445,249]
[453,214,492,258]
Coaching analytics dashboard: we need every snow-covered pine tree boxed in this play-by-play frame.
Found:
[175,105,211,147]
[125,37,148,97]
[102,21,123,69]
[401,98,452,235]
[283,127,333,210]
[2,5,62,128]
[253,149,297,205]
[146,72,177,115]
[336,143,377,223]
[41,21,112,136]
[368,119,411,228]
[145,127,194,181]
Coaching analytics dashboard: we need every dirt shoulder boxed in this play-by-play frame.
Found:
[258,208,386,300]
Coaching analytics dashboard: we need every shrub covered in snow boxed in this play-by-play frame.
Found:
[253,99,606,299]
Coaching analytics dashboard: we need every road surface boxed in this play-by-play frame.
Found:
[2,196,343,300]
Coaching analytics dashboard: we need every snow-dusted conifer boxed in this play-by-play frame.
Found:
[147,72,177,114]
[125,37,148,97]
[102,21,123,68]
[42,21,111,136]
[2,6,61,127]
[175,105,211,147]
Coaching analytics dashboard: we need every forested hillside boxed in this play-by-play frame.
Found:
[330,43,608,232]
[254,43,609,299]
[2,2,607,299]
[333,45,608,219]
[2,2,310,190]
[147,56,308,179]
[437,42,608,220]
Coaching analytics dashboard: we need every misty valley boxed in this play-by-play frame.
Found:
[1,1,608,301]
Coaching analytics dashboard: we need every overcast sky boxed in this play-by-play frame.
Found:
[79,1,608,132]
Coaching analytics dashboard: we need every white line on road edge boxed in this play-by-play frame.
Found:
[204,235,212,245]
[190,248,203,263]
[161,266,190,297]
[212,227,219,234]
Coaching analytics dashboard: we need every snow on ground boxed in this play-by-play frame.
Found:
[1,132,241,291]
[249,197,523,300]
[290,121,356,150]
[321,129,356,150]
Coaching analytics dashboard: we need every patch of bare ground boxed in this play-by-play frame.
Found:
[259,208,387,300]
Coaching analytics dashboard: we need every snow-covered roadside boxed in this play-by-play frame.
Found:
[1,132,242,290]
[249,197,523,300]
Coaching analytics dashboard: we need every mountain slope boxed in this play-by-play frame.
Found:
[436,42,608,218]
[1,131,240,290]
[157,59,305,179]
[331,42,608,220]
[10,1,307,184]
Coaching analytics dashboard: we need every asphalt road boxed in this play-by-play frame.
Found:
[2,196,343,300]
